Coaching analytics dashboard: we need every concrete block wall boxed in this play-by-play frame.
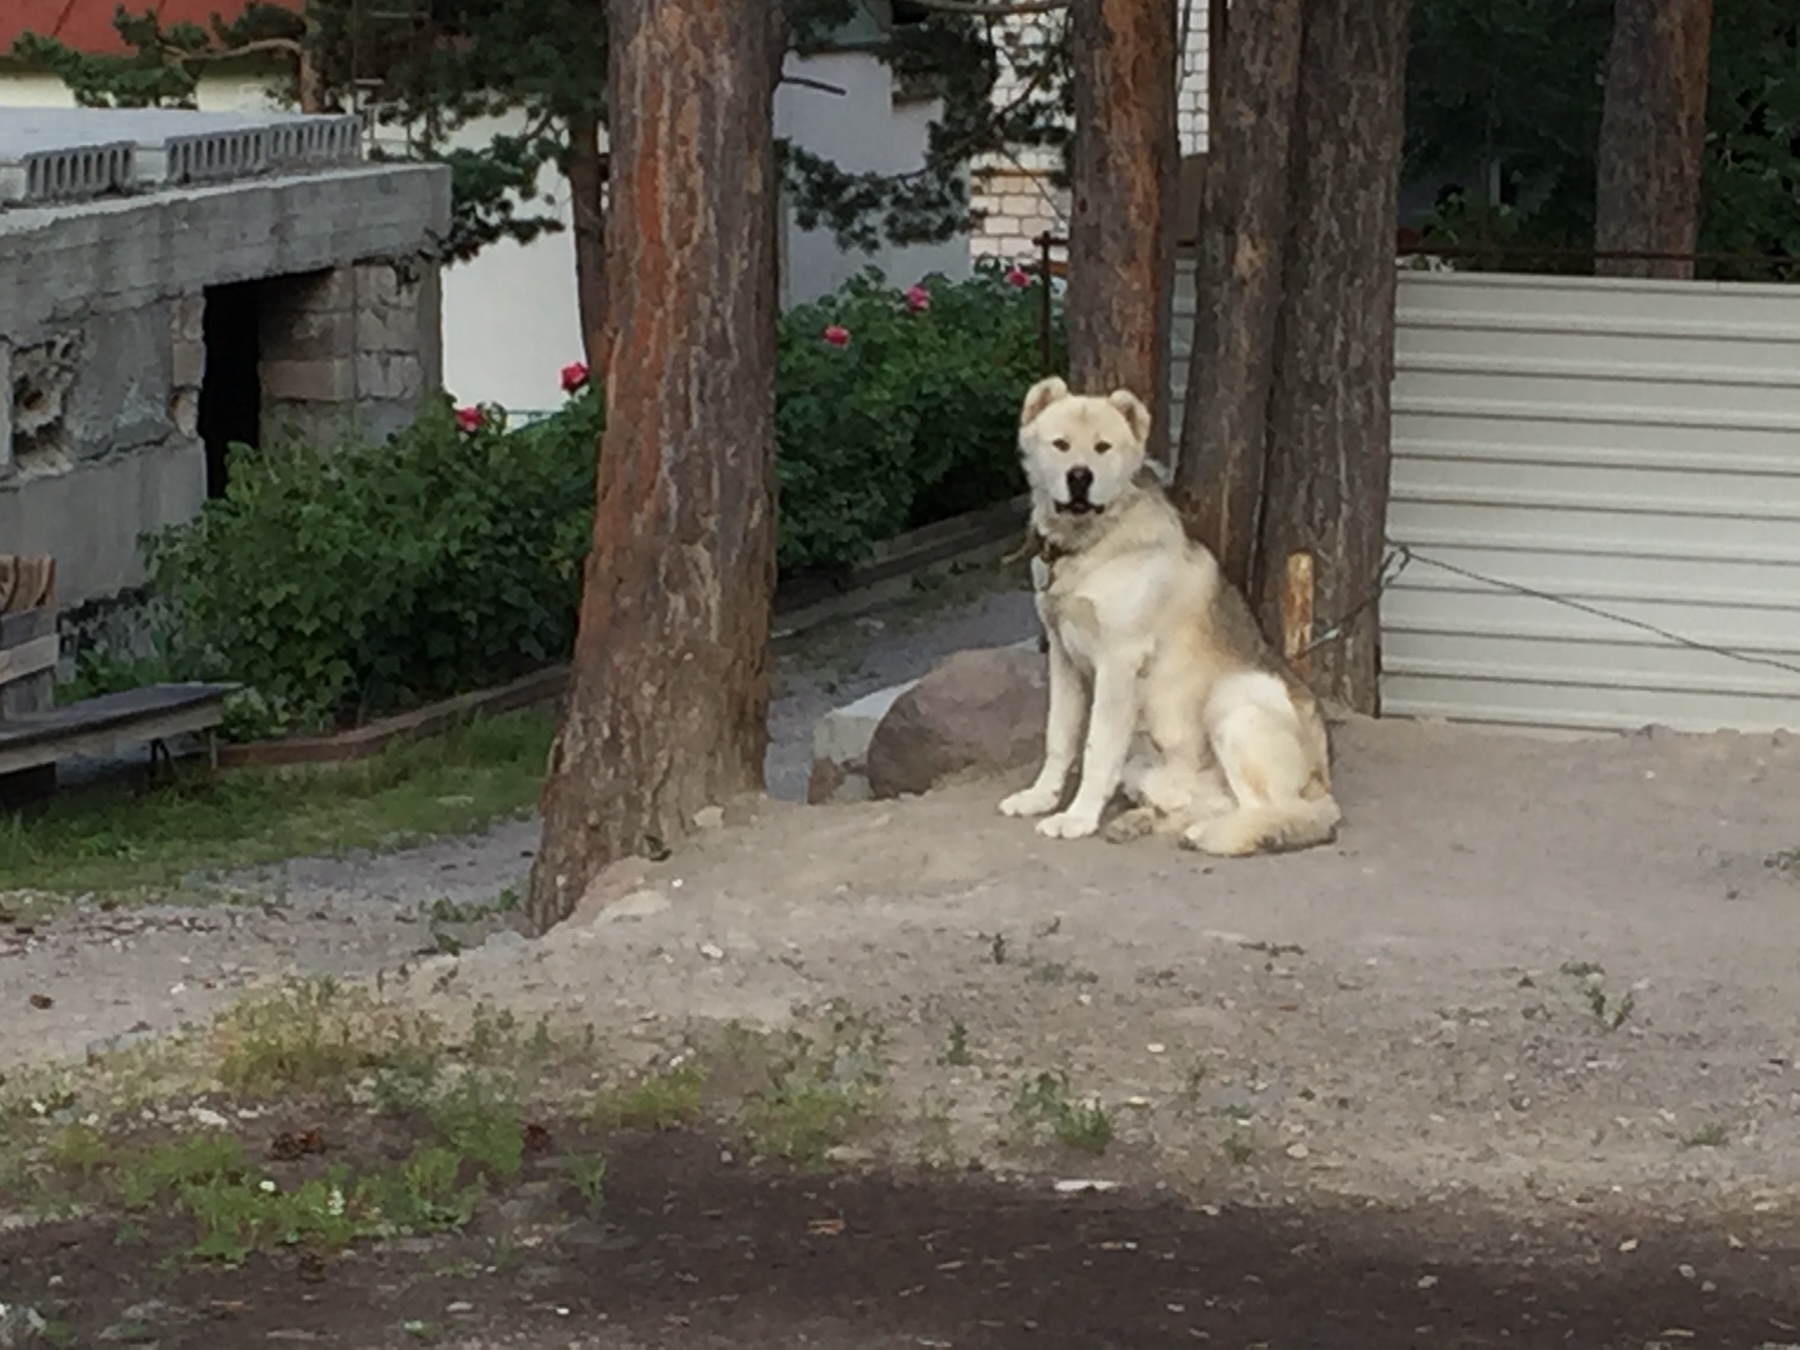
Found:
[0,161,451,652]
[260,259,444,447]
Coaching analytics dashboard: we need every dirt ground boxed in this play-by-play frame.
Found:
[9,1129,1800,1348]
[7,673,1800,1343]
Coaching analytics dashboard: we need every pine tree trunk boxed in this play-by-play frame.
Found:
[1066,0,1180,463]
[1170,0,1306,592]
[525,0,785,936]
[567,111,610,373]
[1594,0,1714,278]
[1254,0,1412,712]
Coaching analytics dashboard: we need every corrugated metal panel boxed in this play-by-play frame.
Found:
[1166,264,1800,734]
[1387,270,1800,733]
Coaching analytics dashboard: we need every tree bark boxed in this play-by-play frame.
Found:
[1065,0,1180,464]
[1170,0,1306,592]
[1594,0,1714,278]
[567,111,611,373]
[1254,0,1412,712]
[525,0,785,936]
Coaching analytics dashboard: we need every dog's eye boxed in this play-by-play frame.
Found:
[1094,441,1112,454]
[1053,438,1070,451]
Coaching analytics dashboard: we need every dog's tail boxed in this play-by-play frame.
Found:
[1183,794,1341,857]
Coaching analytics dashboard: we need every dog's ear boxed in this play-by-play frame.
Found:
[1107,389,1153,446]
[1020,376,1070,428]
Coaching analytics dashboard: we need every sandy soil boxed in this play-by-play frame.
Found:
[6,608,1800,1343]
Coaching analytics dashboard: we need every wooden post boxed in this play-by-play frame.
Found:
[0,554,59,807]
[1281,550,1315,680]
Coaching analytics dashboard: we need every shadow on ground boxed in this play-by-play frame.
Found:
[7,1132,1800,1349]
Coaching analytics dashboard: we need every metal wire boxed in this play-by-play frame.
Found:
[1300,540,1800,681]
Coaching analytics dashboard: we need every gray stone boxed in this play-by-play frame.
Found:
[0,1304,46,1347]
[68,302,173,458]
[0,438,205,606]
[865,645,1047,799]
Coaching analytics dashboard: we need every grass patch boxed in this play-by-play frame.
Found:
[2,979,599,1269]
[588,1063,708,1133]
[1011,1070,1114,1155]
[731,1008,886,1166]
[211,978,447,1099]
[1682,1121,1729,1149]
[0,709,555,900]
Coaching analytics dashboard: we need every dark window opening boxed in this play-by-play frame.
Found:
[197,280,263,498]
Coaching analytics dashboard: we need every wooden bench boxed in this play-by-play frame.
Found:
[1,555,235,804]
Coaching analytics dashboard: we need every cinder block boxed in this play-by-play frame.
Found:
[272,307,356,363]
[262,357,355,403]
[171,338,205,389]
[170,292,205,343]
[354,261,402,309]
[354,350,422,402]
[355,301,417,355]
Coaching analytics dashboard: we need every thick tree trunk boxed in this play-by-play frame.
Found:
[1254,0,1412,712]
[525,0,785,936]
[567,111,610,373]
[1594,0,1714,278]
[1170,0,1306,592]
[1065,0,1180,464]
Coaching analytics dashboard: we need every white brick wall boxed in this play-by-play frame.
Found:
[970,0,1209,262]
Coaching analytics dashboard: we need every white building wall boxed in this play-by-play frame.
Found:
[971,0,1209,263]
[774,49,972,310]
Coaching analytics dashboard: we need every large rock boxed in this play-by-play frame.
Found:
[864,646,1047,798]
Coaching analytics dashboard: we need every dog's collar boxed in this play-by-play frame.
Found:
[1001,526,1073,574]
[1035,531,1075,568]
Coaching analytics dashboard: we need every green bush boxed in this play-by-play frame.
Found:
[142,394,598,735]
[124,264,1060,736]
[776,260,1061,571]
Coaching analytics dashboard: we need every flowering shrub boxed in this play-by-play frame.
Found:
[776,259,1062,571]
[124,264,1060,734]
[139,393,600,735]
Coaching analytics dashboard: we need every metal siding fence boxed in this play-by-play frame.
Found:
[1169,263,1800,734]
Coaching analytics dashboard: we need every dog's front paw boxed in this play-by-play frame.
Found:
[1036,809,1100,840]
[1000,785,1063,818]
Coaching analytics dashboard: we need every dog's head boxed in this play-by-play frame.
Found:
[1017,376,1153,519]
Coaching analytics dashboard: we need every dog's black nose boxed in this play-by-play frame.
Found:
[1066,466,1094,498]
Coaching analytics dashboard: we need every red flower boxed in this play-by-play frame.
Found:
[1003,265,1032,288]
[904,284,931,313]
[455,405,484,434]
[560,361,590,394]
[822,324,851,348]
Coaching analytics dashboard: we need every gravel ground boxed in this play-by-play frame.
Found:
[9,572,1800,1346]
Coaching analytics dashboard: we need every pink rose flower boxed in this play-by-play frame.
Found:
[904,284,931,313]
[1004,265,1031,288]
[455,405,484,434]
[822,324,851,348]
[560,361,590,394]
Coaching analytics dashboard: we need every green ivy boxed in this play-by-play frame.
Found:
[123,264,1060,737]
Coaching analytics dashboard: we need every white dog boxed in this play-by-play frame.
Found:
[999,377,1341,856]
